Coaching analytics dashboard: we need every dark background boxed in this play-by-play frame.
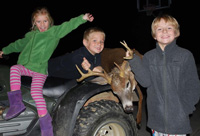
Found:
[0,0,199,65]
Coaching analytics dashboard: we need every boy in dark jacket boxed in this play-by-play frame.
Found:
[126,14,200,136]
[48,27,105,80]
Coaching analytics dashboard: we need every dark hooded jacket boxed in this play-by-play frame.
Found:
[48,46,101,80]
[128,40,200,134]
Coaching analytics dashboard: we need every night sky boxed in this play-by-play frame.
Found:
[0,0,199,64]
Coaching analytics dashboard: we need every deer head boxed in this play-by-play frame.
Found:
[76,41,138,113]
[76,60,137,113]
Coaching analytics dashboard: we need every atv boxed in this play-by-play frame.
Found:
[0,56,139,136]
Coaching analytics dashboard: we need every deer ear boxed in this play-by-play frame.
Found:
[129,72,137,91]
[89,77,109,85]
[122,61,131,75]
[121,61,130,69]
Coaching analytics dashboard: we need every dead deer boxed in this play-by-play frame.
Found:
[76,41,143,125]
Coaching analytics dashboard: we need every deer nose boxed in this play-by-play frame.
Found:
[124,105,134,113]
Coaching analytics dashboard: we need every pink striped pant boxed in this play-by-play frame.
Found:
[10,65,48,116]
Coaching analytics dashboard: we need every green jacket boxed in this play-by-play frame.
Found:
[2,14,86,75]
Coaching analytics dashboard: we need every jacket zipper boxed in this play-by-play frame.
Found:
[163,51,168,132]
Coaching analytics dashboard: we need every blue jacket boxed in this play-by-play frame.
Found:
[129,40,200,134]
[48,46,101,80]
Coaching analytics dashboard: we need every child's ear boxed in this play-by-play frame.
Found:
[175,31,180,38]
[83,39,87,47]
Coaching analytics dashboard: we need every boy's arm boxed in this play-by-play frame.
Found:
[128,54,151,88]
[182,52,200,114]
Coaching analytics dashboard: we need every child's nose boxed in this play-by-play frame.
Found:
[96,41,100,45]
[163,28,168,33]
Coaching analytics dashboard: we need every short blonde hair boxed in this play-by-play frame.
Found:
[83,27,105,40]
[31,7,54,30]
[151,14,180,38]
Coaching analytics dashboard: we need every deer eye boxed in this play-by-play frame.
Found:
[126,81,130,88]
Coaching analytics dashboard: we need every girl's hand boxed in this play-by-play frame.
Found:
[0,51,4,58]
[83,13,94,22]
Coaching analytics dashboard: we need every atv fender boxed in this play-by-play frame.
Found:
[53,81,111,136]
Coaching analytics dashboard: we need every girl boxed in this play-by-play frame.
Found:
[0,7,94,136]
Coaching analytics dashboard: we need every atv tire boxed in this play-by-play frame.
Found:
[73,100,138,136]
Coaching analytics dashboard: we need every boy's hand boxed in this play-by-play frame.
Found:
[93,66,103,72]
[81,57,91,70]
[83,13,94,22]
[126,49,143,59]
[125,50,131,58]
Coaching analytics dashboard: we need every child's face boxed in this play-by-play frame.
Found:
[35,15,49,32]
[83,32,105,55]
[154,19,177,48]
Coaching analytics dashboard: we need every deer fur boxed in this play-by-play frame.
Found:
[101,48,143,73]
[100,47,143,125]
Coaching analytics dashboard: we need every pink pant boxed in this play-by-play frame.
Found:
[10,65,48,116]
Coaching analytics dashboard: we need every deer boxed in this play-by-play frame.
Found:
[76,41,143,125]
[101,44,143,73]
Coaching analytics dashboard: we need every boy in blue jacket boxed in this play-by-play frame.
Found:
[48,27,105,80]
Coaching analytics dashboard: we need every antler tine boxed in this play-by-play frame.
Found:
[76,65,112,84]
[76,65,91,82]
[114,62,124,78]
[120,40,133,59]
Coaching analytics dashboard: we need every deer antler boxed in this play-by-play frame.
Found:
[114,62,125,78]
[120,40,133,59]
[76,65,112,84]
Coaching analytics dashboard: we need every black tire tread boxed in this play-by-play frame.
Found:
[73,100,138,136]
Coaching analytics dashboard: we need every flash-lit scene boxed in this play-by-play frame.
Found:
[0,0,199,136]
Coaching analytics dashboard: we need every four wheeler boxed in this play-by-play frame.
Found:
[0,56,139,136]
